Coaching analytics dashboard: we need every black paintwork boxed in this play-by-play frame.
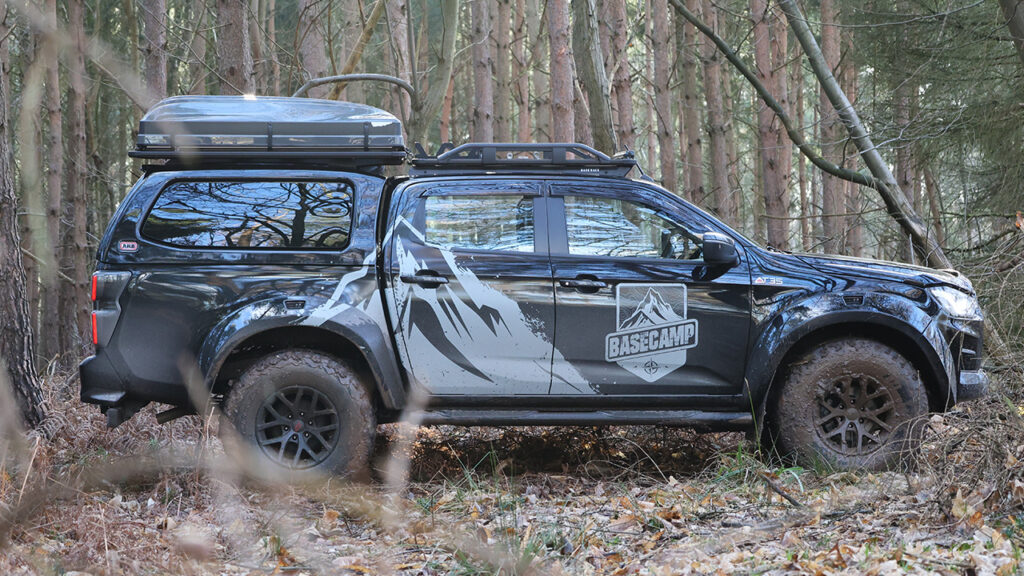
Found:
[81,164,987,430]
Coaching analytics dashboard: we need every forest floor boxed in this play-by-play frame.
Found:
[1,369,1023,575]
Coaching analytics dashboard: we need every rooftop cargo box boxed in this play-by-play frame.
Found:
[131,95,405,166]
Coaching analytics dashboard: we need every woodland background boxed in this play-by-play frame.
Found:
[0,0,1024,573]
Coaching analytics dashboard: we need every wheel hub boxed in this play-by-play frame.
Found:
[814,374,896,456]
[255,385,340,469]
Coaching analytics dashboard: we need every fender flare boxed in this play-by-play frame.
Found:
[746,304,956,422]
[198,302,407,410]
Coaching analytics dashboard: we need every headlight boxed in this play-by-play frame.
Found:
[928,286,982,319]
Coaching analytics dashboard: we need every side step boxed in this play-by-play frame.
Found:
[420,409,752,430]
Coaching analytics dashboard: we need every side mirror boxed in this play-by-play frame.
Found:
[702,232,739,267]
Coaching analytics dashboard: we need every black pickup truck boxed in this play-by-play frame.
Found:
[80,96,987,474]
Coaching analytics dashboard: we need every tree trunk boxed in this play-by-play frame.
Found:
[571,0,616,153]
[573,81,594,145]
[699,0,735,224]
[893,80,916,262]
[471,0,494,141]
[680,0,703,204]
[407,0,458,147]
[216,0,254,94]
[818,0,844,254]
[65,0,91,353]
[793,36,810,251]
[0,4,45,428]
[267,0,279,95]
[142,0,168,104]
[297,0,330,98]
[752,0,791,250]
[547,0,574,142]
[842,30,863,257]
[652,0,676,192]
[188,0,209,94]
[41,0,64,360]
[494,0,512,142]
[513,0,530,142]
[605,0,634,150]
[385,0,412,119]
[924,169,945,248]
[999,0,1024,70]
[527,0,550,140]
[778,0,950,268]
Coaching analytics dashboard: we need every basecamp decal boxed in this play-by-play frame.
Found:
[605,283,698,383]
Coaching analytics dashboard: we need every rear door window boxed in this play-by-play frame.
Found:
[142,180,353,249]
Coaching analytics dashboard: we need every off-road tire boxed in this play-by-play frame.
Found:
[770,339,928,471]
[221,350,375,479]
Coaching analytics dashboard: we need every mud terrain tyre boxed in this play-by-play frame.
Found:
[770,339,928,471]
[222,350,375,479]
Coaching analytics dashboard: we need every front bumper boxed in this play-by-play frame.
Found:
[957,369,989,402]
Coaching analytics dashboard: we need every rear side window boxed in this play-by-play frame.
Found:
[143,180,353,249]
[423,195,535,252]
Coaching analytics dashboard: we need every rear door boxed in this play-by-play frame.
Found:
[385,180,556,395]
[547,181,752,401]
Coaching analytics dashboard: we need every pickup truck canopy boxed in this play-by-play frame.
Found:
[131,95,405,165]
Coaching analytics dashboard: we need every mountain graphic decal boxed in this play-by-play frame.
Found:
[619,288,683,329]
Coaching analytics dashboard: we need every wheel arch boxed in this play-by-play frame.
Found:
[751,313,954,422]
[205,323,406,412]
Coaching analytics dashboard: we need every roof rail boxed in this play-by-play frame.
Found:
[409,143,636,178]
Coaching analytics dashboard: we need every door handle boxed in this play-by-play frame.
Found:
[559,278,608,290]
[400,271,449,287]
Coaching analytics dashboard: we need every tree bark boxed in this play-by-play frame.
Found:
[698,0,735,224]
[407,0,458,147]
[527,0,550,140]
[471,0,494,141]
[216,0,254,94]
[679,0,703,204]
[547,0,574,142]
[297,0,330,98]
[188,0,209,94]
[924,169,945,248]
[41,0,64,360]
[0,4,45,428]
[818,0,844,254]
[513,0,530,142]
[605,0,634,150]
[141,0,168,104]
[326,0,387,100]
[267,0,279,95]
[494,0,512,142]
[385,0,412,119]
[571,0,616,153]
[65,0,91,352]
[752,0,791,250]
[842,30,863,257]
[793,37,810,251]
[652,0,676,192]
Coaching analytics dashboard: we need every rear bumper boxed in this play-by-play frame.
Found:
[957,369,989,402]
[79,354,127,405]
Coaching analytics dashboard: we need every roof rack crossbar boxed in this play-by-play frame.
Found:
[410,142,636,177]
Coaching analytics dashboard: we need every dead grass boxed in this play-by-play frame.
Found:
[0,365,1021,575]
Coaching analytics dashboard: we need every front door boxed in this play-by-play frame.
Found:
[386,181,556,395]
[548,182,752,401]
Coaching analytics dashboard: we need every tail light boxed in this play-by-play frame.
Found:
[89,271,131,349]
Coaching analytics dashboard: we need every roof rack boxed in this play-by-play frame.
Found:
[129,96,406,167]
[409,143,636,178]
